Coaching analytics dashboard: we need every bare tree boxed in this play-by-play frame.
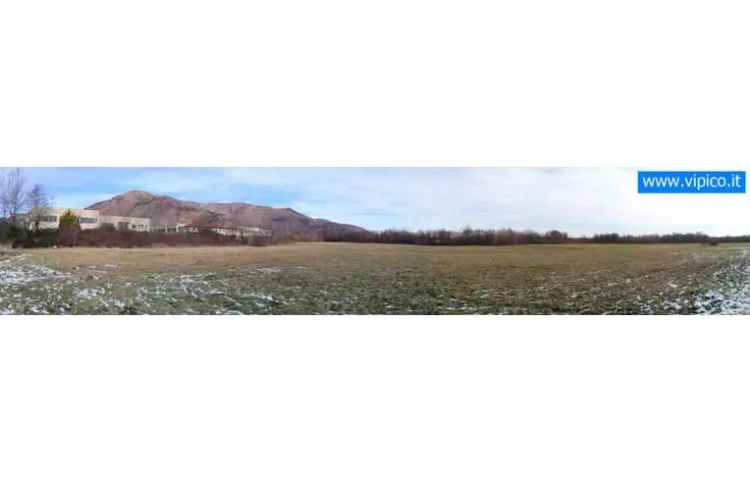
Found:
[27,183,53,232]
[0,168,28,223]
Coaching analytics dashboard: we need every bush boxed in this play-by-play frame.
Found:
[0,220,29,244]
[12,229,58,249]
[57,210,81,247]
[74,227,267,248]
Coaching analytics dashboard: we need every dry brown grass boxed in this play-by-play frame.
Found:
[10,242,747,314]
[23,242,709,274]
[24,244,332,273]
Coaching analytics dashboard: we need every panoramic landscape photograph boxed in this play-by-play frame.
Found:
[1,167,749,315]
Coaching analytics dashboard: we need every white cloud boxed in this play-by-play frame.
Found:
[279,167,750,235]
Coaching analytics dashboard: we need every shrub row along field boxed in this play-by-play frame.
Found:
[5,225,270,249]
[2,243,750,315]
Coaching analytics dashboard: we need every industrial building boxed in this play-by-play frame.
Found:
[26,208,271,239]
[150,223,271,238]
[28,208,151,231]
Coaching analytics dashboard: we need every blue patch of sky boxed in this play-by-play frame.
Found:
[17,167,750,236]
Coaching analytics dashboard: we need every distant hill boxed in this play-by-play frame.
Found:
[86,191,368,239]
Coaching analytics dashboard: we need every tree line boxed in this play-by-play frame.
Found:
[323,227,571,245]
[589,232,712,243]
[323,227,738,245]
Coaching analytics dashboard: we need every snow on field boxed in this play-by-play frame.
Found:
[75,287,106,299]
[0,255,69,286]
[693,270,750,315]
[124,269,289,313]
[690,249,750,315]
[0,251,306,314]
[254,267,285,274]
[7,247,750,315]
[0,254,76,314]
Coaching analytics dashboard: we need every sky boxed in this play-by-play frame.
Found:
[18,167,750,236]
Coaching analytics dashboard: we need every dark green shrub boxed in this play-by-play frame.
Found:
[57,210,81,247]
[0,221,30,245]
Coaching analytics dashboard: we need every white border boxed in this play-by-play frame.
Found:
[2,0,750,481]
[3,316,750,482]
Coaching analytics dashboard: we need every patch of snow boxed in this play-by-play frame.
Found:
[693,250,750,314]
[255,267,285,274]
[76,287,106,299]
[0,259,69,287]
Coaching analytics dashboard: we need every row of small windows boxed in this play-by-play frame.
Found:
[38,216,148,228]
[40,216,98,224]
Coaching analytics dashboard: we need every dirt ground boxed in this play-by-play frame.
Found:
[2,243,750,314]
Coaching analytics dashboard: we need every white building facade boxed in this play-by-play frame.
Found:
[29,208,151,232]
[150,224,272,238]
[27,208,271,239]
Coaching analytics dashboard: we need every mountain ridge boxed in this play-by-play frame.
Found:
[86,190,368,239]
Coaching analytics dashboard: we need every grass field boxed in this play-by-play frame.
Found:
[2,243,750,315]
